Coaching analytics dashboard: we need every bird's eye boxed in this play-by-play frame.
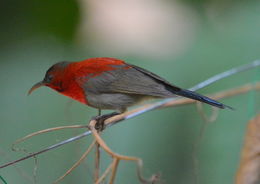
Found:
[44,74,53,82]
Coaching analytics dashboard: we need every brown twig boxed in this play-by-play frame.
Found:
[96,161,114,184]
[95,143,101,183]
[95,110,102,183]
[10,125,89,183]
[89,120,159,184]
[109,158,120,184]
[196,102,219,123]
[0,149,33,182]
[192,103,219,184]
[54,140,96,184]
[12,125,87,150]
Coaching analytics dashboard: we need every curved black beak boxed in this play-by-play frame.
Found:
[28,81,45,95]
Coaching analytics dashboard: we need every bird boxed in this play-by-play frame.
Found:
[28,57,232,129]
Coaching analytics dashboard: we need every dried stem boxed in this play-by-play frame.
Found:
[192,103,219,184]
[89,120,159,184]
[54,140,96,184]
[109,158,120,184]
[12,125,87,150]
[0,128,92,169]
[0,149,33,182]
[195,102,219,123]
[95,109,102,183]
[96,162,114,184]
[189,60,260,91]
[95,143,101,183]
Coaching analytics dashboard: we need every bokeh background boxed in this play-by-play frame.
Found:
[0,0,260,183]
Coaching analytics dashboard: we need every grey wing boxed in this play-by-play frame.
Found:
[83,64,178,98]
[127,64,182,92]
[81,64,232,110]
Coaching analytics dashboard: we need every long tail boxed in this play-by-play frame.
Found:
[174,89,234,110]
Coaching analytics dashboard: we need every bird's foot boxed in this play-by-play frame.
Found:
[92,112,120,131]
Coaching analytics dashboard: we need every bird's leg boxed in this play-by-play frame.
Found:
[93,111,121,131]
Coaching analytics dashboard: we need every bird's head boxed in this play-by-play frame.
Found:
[28,61,71,95]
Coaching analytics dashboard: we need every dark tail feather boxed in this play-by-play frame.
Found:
[174,89,234,110]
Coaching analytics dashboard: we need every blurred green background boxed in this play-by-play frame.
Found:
[0,0,260,183]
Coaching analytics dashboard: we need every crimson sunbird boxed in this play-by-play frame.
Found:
[28,57,232,128]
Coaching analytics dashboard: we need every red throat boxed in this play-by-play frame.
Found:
[59,83,87,104]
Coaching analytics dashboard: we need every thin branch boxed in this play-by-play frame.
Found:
[109,159,119,184]
[0,130,92,169]
[12,125,87,150]
[89,120,158,183]
[95,143,101,183]
[54,140,96,184]
[195,102,219,123]
[95,109,102,182]
[0,60,259,169]
[10,125,88,181]
[96,162,114,184]
[89,121,138,161]
[0,148,34,182]
[189,60,260,91]
[192,103,219,184]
